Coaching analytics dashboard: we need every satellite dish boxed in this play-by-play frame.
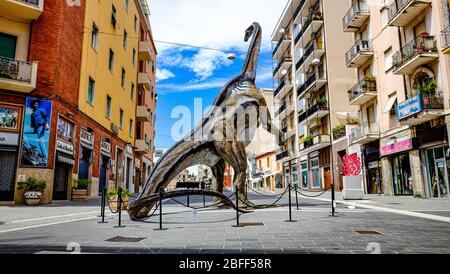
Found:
[279,28,286,34]
[227,53,236,60]
[281,69,288,75]
[311,58,321,66]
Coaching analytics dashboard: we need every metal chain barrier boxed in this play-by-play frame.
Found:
[169,192,236,210]
[294,186,332,198]
[239,185,290,209]
[246,184,288,198]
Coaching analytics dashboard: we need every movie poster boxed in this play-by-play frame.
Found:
[20,98,53,167]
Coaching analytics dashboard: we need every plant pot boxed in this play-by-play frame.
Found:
[72,189,88,201]
[108,195,129,212]
[24,191,42,206]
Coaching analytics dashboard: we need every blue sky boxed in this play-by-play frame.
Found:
[148,0,288,149]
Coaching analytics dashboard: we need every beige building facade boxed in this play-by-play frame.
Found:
[342,0,450,199]
[271,0,358,192]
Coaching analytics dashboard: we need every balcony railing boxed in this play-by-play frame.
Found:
[441,26,450,53]
[274,80,286,97]
[275,102,287,117]
[392,34,437,69]
[273,56,292,77]
[302,134,330,149]
[296,42,315,71]
[293,0,307,21]
[332,127,346,140]
[348,78,377,102]
[343,0,369,31]
[272,32,290,56]
[349,121,379,144]
[0,56,34,83]
[20,0,40,6]
[298,103,328,124]
[397,94,444,121]
[297,74,317,96]
[387,0,431,27]
[276,150,289,161]
[345,39,372,66]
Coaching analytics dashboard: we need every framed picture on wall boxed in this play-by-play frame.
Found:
[0,104,22,133]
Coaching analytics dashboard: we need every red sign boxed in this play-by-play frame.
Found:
[380,139,413,156]
[343,153,361,176]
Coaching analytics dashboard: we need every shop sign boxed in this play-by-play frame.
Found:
[0,104,22,132]
[396,94,424,120]
[101,140,111,157]
[57,117,74,143]
[56,140,74,155]
[80,128,94,149]
[0,132,19,146]
[380,138,413,156]
[368,161,379,169]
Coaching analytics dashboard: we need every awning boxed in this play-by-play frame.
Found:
[384,95,397,113]
[334,112,359,125]
[58,153,75,165]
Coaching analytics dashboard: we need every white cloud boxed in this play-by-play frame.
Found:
[157,78,229,93]
[156,68,175,82]
[147,0,288,80]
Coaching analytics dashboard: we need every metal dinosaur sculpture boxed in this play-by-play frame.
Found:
[128,22,284,221]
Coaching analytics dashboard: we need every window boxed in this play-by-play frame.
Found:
[125,0,129,12]
[87,77,95,104]
[267,157,270,168]
[380,7,389,28]
[149,110,152,124]
[106,96,111,118]
[109,49,114,71]
[132,48,136,65]
[131,83,135,100]
[384,47,393,72]
[129,119,133,136]
[134,16,138,32]
[123,29,127,49]
[111,5,117,28]
[119,109,124,128]
[91,23,98,49]
[121,68,125,87]
[0,32,17,59]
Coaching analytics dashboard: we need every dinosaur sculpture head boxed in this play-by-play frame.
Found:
[244,22,258,42]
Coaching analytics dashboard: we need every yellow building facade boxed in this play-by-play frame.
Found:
[79,0,140,144]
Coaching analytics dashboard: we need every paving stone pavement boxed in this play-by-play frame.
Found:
[0,189,449,254]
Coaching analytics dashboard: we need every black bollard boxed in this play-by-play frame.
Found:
[154,188,168,231]
[98,187,108,223]
[331,183,336,217]
[232,186,241,227]
[114,187,125,228]
[203,195,206,207]
[294,185,300,211]
[285,184,297,223]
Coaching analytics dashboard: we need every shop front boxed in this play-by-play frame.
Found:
[78,128,94,183]
[99,139,111,193]
[417,119,450,199]
[0,104,22,202]
[362,141,382,194]
[53,117,76,200]
[380,131,417,196]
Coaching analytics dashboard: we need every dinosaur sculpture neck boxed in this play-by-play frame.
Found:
[241,23,262,81]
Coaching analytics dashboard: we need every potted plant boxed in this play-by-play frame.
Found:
[72,179,90,201]
[332,124,345,139]
[304,135,314,148]
[316,96,327,108]
[107,188,133,212]
[414,78,438,108]
[17,177,46,206]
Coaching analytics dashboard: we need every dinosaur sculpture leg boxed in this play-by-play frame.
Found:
[211,158,225,203]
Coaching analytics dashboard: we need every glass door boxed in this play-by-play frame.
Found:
[435,159,449,199]
[392,153,413,195]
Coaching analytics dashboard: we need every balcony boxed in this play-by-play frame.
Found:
[387,0,432,27]
[138,72,151,90]
[332,127,347,140]
[294,0,320,25]
[135,139,151,154]
[0,56,38,93]
[298,104,329,126]
[0,0,44,21]
[397,94,445,126]
[296,41,325,73]
[295,12,323,48]
[296,73,327,98]
[139,41,152,61]
[273,56,293,79]
[275,102,294,118]
[136,105,151,123]
[392,35,438,75]
[441,27,450,54]
[349,122,379,145]
[345,40,373,68]
[272,33,291,59]
[274,78,294,99]
[343,0,370,32]
[347,78,377,105]
[276,149,295,162]
[300,134,331,155]
[282,126,296,139]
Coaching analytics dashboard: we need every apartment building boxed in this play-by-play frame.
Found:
[342,0,450,199]
[0,0,157,205]
[271,0,357,192]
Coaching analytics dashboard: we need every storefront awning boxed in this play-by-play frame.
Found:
[58,154,75,165]
[334,112,359,125]
[384,95,397,113]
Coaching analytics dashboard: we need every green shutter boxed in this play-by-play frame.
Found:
[0,33,17,59]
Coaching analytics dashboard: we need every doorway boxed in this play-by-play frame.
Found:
[391,153,413,195]
[0,149,17,201]
[99,155,109,195]
[424,146,450,199]
[125,157,132,191]
[53,160,71,200]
